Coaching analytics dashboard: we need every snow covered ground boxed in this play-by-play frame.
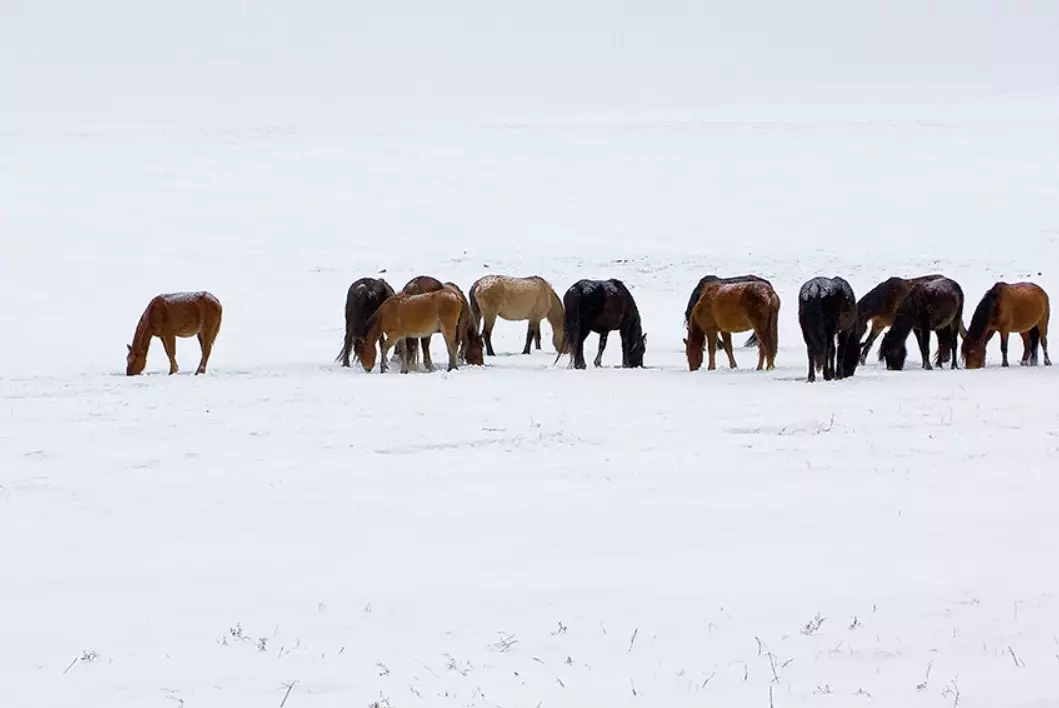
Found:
[4,104,1059,708]
[6,1,1059,702]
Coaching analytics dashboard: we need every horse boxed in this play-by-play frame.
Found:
[555,279,646,369]
[855,274,954,364]
[961,282,1051,369]
[877,277,964,371]
[126,291,222,375]
[684,280,780,371]
[335,277,395,367]
[468,275,565,355]
[684,274,772,351]
[443,281,485,366]
[397,275,482,370]
[797,276,858,382]
[357,289,463,374]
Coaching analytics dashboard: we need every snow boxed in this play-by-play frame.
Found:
[5,3,1059,707]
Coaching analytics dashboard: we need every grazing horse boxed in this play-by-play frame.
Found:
[797,276,859,382]
[855,274,952,364]
[469,275,565,355]
[684,274,772,350]
[335,277,395,367]
[684,280,780,371]
[961,282,1051,369]
[878,277,964,371]
[357,289,463,373]
[126,291,222,375]
[555,279,646,369]
[397,276,482,369]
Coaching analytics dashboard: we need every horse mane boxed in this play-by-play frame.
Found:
[856,277,901,325]
[131,300,155,354]
[684,276,716,324]
[965,283,1003,345]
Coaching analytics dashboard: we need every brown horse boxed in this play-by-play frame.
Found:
[398,276,482,369]
[468,275,565,355]
[357,289,463,373]
[126,291,222,375]
[961,282,1051,369]
[877,277,964,371]
[856,274,956,364]
[684,281,780,371]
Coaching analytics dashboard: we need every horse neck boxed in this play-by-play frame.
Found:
[131,307,154,355]
[886,299,919,341]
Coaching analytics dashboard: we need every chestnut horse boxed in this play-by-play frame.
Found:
[856,274,954,364]
[797,276,858,382]
[397,276,482,369]
[555,279,646,369]
[335,277,395,367]
[469,275,565,355]
[126,291,222,375]
[961,282,1051,369]
[684,274,772,351]
[878,277,963,371]
[685,280,780,371]
[357,289,463,373]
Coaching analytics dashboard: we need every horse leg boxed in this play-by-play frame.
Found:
[522,322,535,355]
[754,330,766,370]
[441,323,459,372]
[805,343,816,383]
[574,330,589,369]
[720,332,737,369]
[482,313,498,356]
[706,329,719,370]
[914,325,931,370]
[195,332,212,375]
[420,336,434,371]
[1042,328,1052,366]
[534,322,542,350]
[1000,331,1010,367]
[594,332,609,367]
[859,321,883,364]
[1019,331,1033,366]
[823,336,835,381]
[161,332,179,374]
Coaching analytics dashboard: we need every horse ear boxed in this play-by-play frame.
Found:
[127,344,132,352]
[682,337,687,346]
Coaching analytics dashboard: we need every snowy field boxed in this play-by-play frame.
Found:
[6,1,1059,704]
[4,105,1059,708]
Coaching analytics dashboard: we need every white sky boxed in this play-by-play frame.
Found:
[4,0,1058,127]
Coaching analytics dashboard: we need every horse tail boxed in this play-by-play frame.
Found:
[335,288,357,365]
[554,290,580,365]
[767,294,781,362]
[469,281,483,328]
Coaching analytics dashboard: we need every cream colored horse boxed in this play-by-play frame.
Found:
[469,275,564,355]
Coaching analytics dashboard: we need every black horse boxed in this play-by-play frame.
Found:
[685,274,772,351]
[797,276,858,382]
[335,277,395,367]
[878,277,964,371]
[556,279,646,369]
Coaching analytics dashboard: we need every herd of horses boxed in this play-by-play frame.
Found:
[125,272,1052,382]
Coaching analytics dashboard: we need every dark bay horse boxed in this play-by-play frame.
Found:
[797,276,858,382]
[336,277,395,367]
[555,279,646,369]
[684,274,772,351]
[878,277,964,370]
[856,274,954,364]
[962,282,1051,369]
